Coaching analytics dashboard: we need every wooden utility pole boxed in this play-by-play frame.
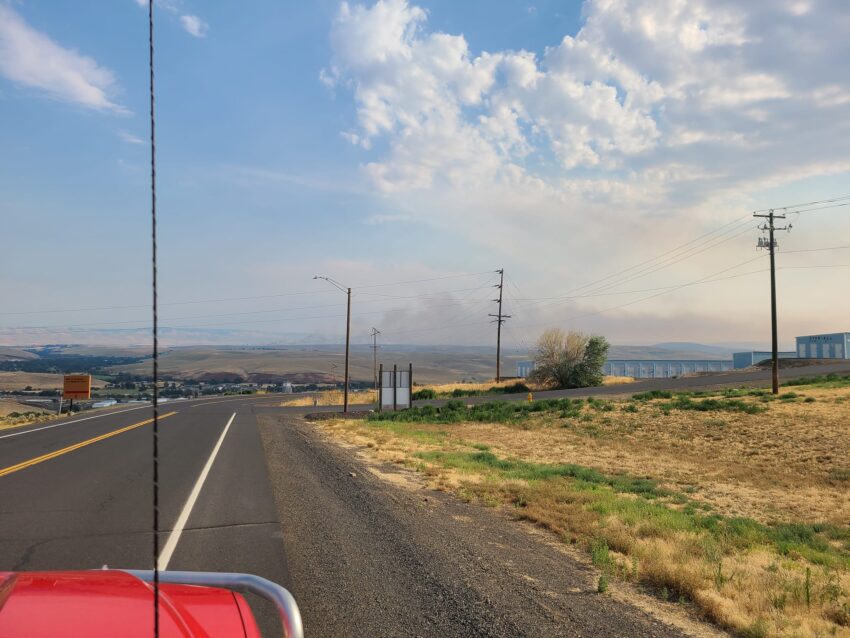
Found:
[489,269,511,382]
[754,209,789,394]
[314,275,352,413]
[344,287,351,413]
[370,327,381,392]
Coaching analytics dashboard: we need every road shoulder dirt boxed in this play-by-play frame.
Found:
[258,413,726,638]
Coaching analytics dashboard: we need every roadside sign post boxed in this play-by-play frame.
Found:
[393,365,397,412]
[378,364,383,412]
[63,374,92,413]
[380,363,412,412]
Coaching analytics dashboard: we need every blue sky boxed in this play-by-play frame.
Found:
[2,0,849,348]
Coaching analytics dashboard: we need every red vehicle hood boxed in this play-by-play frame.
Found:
[0,570,261,637]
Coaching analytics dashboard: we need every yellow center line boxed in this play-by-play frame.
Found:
[0,411,179,479]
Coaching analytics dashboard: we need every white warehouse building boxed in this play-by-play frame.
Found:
[796,332,850,359]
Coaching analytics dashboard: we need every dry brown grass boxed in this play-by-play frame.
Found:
[279,389,377,407]
[0,371,107,391]
[418,379,533,394]
[602,375,635,385]
[0,399,52,430]
[315,385,850,638]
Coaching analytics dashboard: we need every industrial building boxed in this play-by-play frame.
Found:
[516,361,535,377]
[517,331,850,380]
[603,359,733,379]
[733,351,797,369]
[518,358,734,379]
[796,332,850,359]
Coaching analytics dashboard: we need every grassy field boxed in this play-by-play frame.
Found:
[107,345,516,384]
[279,389,377,407]
[0,371,108,392]
[414,376,634,400]
[0,398,52,430]
[316,376,850,637]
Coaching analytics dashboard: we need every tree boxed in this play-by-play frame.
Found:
[529,328,609,389]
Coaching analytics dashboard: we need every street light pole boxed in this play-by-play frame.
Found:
[344,286,351,413]
[314,275,352,413]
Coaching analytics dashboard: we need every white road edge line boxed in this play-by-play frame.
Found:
[157,412,236,571]
[0,405,153,440]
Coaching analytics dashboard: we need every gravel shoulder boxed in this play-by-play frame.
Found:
[258,413,722,638]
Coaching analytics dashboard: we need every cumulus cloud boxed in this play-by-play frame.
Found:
[0,4,125,113]
[322,0,850,343]
[180,14,208,38]
[325,0,850,200]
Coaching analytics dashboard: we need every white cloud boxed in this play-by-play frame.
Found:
[180,14,208,38]
[323,0,850,342]
[363,212,412,224]
[117,130,145,145]
[326,0,850,198]
[0,5,125,113]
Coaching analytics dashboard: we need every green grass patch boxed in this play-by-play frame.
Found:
[664,395,767,414]
[785,373,850,389]
[414,448,850,571]
[632,390,673,401]
[364,419,448,444]
[416,450,666,497]
[369,397,585,424]
[413,382,532,401]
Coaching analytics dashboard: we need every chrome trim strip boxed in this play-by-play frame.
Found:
[124,569,303,638]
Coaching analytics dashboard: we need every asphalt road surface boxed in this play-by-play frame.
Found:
[6,362,844,636]
[0,395,291,635]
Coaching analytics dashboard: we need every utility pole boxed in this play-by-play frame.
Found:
[489,268,511,383]
[754,209,790,395]
[314,275,352,413]
[370,327,381,392]
[344,286,351,413]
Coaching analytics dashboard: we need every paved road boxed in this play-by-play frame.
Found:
[7,360,835,635]
[0,395,291,635]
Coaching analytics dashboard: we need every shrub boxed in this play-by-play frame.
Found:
[412,388,436,400]
[528,328,609,389]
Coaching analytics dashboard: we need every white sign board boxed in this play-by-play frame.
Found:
[380,367,411,410]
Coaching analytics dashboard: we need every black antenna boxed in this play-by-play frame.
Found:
[147,0,161,635]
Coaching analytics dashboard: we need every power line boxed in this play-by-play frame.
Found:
[537,215,754,302]
[0,271,496,317]
[783,244,850,254]
[753,194,850,213]
[508,254,767,332]
[34,297,496,331]
[510,218,757,310]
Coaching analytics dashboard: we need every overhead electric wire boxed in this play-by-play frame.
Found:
[509,217,756,309]
[352,269,496,289]
[785,202,850,215]
[509,254,768,332]
[1,271,496,317]
[42,297,496,331]
[538,215,752,300]
[511,221,759,315]
[753,194,850,213]
[783,245,850,254]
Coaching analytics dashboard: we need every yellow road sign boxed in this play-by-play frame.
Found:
[63,374,92,400]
